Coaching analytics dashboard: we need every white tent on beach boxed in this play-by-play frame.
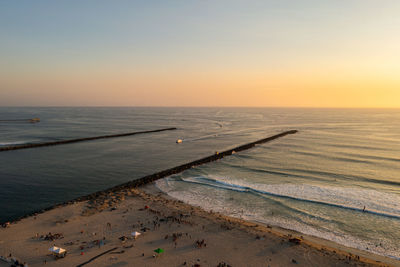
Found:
[49,246,67,258]
[131,231,141,239]
[54,247,66,254]
[48,246,59,253]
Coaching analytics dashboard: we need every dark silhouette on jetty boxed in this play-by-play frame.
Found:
[2,130,297,224]
[0,118,40,123]
[0,127,177,152]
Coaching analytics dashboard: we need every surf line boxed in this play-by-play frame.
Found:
[4,130,297,224]
[0,127,177,152]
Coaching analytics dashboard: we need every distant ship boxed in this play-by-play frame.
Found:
[29,118,40,123]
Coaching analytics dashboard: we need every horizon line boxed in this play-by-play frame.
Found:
[1,105,400,109]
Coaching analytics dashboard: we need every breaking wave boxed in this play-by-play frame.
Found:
[161,176,400,220]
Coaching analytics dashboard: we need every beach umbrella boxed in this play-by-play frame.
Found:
[131,231,141,239]
[154,248,164,254]
[48,246,59,253]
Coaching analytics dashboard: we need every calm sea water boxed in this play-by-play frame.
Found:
[1,107,400,260]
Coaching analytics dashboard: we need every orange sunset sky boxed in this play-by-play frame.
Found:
[1,1,399,108]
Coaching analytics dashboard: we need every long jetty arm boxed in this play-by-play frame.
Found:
[110,130,298,190]
[0,118,40,123]
[5,130,297,224]
[0,127,177,152]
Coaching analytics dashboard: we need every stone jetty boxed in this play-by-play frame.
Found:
[0,127,177,152]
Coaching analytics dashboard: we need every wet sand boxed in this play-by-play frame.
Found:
[0,184,397,267]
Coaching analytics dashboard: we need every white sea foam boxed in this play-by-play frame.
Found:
[177,176,400,218]
[156,176,400,260]
[0,141,31,146]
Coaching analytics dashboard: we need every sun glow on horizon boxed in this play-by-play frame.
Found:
[1,1,399,108]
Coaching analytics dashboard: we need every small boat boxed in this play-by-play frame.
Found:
[176,139,183,144]
[29,118,40,123]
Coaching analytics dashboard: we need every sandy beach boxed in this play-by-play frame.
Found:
[0,184,398,267]
[3,0,400,265]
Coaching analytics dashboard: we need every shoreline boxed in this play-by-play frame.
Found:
[144,183,399,267]
[1,182,397,267]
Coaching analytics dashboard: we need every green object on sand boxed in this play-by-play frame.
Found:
[154,248,164,254]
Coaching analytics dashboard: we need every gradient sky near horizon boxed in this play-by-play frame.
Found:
[1,1,399,107]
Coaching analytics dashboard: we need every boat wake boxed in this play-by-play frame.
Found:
[0,141,33,146]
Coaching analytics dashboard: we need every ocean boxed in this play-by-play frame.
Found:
[1,107,399,260]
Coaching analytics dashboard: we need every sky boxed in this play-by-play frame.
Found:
[1,1,399,107]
